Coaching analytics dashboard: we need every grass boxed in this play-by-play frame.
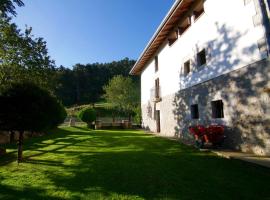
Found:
[0,127,270,200]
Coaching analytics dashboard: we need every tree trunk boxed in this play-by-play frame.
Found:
[17,131,24,163]
[10,131,15,144]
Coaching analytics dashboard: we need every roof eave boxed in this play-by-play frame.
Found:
[129,0,185,75]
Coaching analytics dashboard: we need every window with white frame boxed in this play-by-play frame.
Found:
[211,100,224,118]
[197,49,207,67]
[190,104,199,119]
[155,56,158,72]
[184,60,191,76]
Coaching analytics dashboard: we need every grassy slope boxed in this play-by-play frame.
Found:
[0,127,270,200]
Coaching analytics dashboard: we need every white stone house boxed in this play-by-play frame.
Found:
[130,0,270,155]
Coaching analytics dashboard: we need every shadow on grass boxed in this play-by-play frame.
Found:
[0,127,270,199]
[0,185,60,200]
[72,126,91,132]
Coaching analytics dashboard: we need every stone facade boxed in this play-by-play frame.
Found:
[142,58,270,156]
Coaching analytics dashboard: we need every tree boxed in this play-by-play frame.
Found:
[77,107,96,128]
[0,0,24,18]
[0,17,56,92]
[103,75,140,122]
[54,58,137,106]
[54,66,76,106]
[0,82,66,163]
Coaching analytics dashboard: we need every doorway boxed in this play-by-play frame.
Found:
[156,110,160,133]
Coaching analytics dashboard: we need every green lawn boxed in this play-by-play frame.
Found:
[0,127,270,200]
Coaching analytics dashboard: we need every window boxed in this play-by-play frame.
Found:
[168,30,178,46]
[155,78,160,98]
[194,1,205,20]
[211,100,224,118]
[191,104,199,119]
[178,17,191,35]
[155,56,158,72]
[184,60,191,76]
[197,49,207,67]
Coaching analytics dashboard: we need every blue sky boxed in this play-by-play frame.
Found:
[14,0,174,67]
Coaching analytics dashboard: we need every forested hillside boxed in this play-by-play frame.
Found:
[54,58,138,106]
[0,0,139,108]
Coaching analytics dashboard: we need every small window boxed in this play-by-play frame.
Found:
[194,1,205,20]
[168,30,178,46]
[184,60,191,76]
[155,56,158,72]
[191,104,199,119]
[155,78,160,98]
[211,100,224,118]
[197,49,207,67]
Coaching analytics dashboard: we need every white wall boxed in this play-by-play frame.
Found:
[141,0,266,105]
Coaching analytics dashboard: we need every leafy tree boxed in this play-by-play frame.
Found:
[103,75,140,122]
[133,105,142,125]
[55,58,137,106]
[0,82,66,163]
[77,107,96,128]
[0,17,56,92]
[0,0,24,18]
[54,66,76,106]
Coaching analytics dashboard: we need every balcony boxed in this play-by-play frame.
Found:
[150,87,162,103]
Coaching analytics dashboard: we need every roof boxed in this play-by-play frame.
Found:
[130,0,194,75]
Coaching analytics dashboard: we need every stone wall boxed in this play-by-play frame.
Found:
[141,101,158,132]
[173,58,270,155]
[0,131,44,145]
[142,58,270,155]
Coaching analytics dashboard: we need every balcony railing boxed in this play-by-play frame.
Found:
[150,87,162,102]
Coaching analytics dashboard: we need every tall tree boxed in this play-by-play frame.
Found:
[55,58,137,106]
[0,0,24,17]
[54,66,76,106]
[0,17,56,92]
[103,75,140,121]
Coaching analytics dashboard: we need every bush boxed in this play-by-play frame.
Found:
[77,107,96,128]
[48,98,67,128]
[0,82,67,131]
[95,106,126,118]
[0,82,67,162]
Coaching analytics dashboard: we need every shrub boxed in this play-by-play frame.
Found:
[77,107,96,128]
[0,82,67,162]
[95,106,126,118]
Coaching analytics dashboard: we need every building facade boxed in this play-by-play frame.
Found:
[130,0,270,155]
